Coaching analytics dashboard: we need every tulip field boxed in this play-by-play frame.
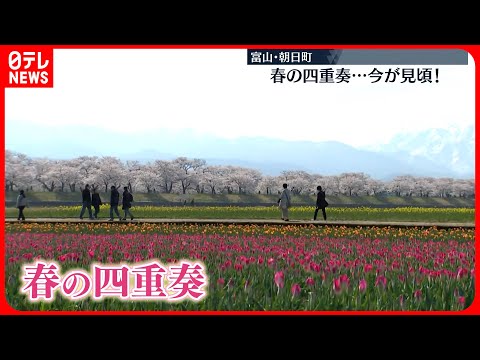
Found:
[4,216,475,312]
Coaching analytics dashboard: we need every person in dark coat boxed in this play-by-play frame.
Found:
[16,189,28,221]
[79,184,94,220]
[108,185,121,221]
[313,185,328,221]
[121,186,134,221]
[91,187,103,219]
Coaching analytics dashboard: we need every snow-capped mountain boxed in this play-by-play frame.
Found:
[365,125,474,178]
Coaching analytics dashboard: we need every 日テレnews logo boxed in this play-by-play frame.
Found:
[4,48,54,88]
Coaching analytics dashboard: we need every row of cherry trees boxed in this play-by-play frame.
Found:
[5,150,475,197]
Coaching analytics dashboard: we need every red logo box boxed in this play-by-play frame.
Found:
[0,46,54,88]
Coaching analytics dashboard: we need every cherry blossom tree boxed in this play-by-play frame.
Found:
[4,150,475,198]
[228,166,262,194]
[197,165,227,194]
[173,157,206,194]
[152,160,177,193]
[50,160,81,192]
[136,163,158,193]
[94,156,125,193]
[256,175,278,195]
[32,158,58,192]
[5,150,33,191]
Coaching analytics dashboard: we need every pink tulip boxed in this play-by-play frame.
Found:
[306,277,315,287]
[413,289,422,301]
[458,296,465,306]
[375,275,387,289]
[358,279,367,293]
[457,267,468,279]
[333,278,342,294]
[339,274,350,288]
[217,278,225,286]
[274,271,284,289]
[364,264,373,273]
[291,283,301,297]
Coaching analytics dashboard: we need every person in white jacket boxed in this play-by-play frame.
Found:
[16,189,28,221]
[277,183,292,221]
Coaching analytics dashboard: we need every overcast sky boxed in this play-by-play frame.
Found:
[5,49,475,150]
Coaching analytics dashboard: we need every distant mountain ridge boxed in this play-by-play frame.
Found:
[5,121,474,180]
[363,125,474,178]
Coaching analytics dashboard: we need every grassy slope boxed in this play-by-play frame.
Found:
[4,191,475,207]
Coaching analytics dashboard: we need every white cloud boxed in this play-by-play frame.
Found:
[5,49,474,149]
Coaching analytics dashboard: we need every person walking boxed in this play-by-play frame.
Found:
[277,183,292,221]
[91,187,103,219]
[108,185,122,221]
[121,186,134,221]
[79,184,94,220]
[16,189,28,221]
[313,185,328,221]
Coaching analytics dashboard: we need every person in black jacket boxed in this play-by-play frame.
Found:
[108,185,122,221]
[16,189,28,221]
[91,187,103,219]
[313,185,328,221]
[121,186,134,221]
[79,184,94,220]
